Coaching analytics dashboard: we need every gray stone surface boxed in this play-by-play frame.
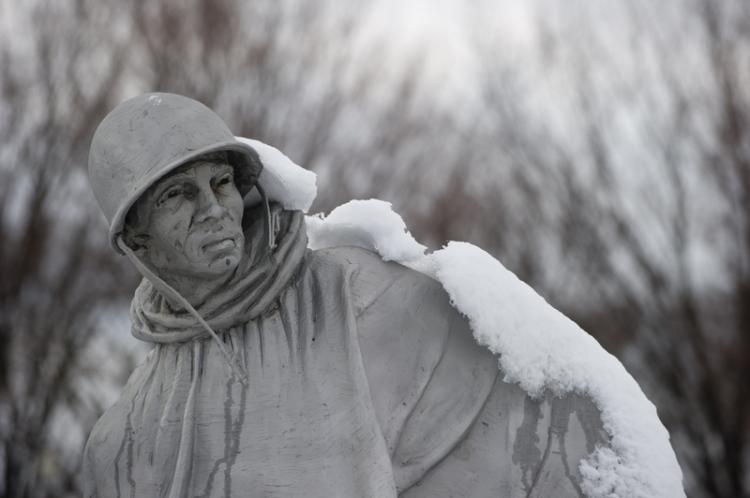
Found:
[84,93,610,497]
[84,241,608,498]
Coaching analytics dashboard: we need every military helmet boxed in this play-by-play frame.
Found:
[88,92,262,253]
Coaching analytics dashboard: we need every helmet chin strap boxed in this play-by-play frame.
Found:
[117,235,249,386]
[255,182,278,253]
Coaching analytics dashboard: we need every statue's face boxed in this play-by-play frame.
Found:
[137,160,245,280]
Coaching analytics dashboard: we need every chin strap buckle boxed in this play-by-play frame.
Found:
[255,183,277,251]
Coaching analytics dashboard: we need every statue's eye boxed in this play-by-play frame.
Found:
[157,186,183,206]
[215,174,233,189]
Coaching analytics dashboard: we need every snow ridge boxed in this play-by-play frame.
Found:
[306,199,428,265]
[237,137,317,212]
[307,199,685,498]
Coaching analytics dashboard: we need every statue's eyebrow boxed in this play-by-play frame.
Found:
[210,163,234,175]
[151,172,193,199]
[165,169,196,181]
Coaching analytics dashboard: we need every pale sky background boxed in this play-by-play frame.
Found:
[0,0,722,291]
[356,0,540,105]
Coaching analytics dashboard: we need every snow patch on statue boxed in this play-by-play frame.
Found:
[306,200,428,266]
[237,137,317,212]
[306,199,685,498]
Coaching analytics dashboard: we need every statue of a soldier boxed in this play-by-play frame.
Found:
[83,93,607,497]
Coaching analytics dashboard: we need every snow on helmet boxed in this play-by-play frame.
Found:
[88,92,262,254]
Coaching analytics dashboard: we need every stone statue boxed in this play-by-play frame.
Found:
[82,93,610,497]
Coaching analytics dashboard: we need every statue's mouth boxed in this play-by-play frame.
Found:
[201,236,236,252]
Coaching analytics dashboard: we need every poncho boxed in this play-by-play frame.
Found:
[82,204,607,498]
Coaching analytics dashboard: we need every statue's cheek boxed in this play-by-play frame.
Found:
[222,189,244,220]
[154,219,189,257]
[234,232,246,252]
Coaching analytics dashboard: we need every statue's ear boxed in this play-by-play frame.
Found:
[124,233,151,253]
[229,148,262,197]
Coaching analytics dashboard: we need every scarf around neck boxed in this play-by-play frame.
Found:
[130,205,308,344]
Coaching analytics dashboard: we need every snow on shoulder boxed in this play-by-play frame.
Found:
[307,199,685,498]
[306,199,428,265]
[237,137,317,212]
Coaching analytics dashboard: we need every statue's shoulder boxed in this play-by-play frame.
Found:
[83,349,157,468]
[308,245,441,315]
[308,244,395,272]
[82,389,129,481]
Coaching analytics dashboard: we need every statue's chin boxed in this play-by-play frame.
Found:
[200,249,243,277]
[152,247,243,284]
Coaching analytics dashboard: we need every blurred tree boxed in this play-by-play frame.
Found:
[0,1,136,496]
[2,0,748,497]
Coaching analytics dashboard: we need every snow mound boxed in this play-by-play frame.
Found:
[306,199,685,498]
[306,199,428,265]
[237,137,317,212]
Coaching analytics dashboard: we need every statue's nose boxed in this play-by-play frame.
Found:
[194,187,225,224]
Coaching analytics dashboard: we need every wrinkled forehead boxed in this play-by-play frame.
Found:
[142,151,233,194]
[157,154,234,183]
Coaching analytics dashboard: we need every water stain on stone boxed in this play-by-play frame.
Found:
[512,396,542,492]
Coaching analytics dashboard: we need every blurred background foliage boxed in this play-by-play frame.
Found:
[0,0,748,496]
